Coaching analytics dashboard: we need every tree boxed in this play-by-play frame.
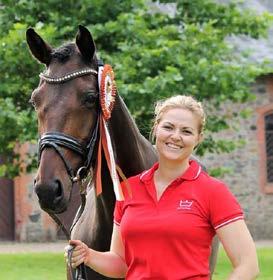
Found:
[0,0,272,177]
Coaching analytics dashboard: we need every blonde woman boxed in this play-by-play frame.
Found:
[66,95,259,279]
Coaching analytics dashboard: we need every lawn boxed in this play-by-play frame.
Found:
[0,253,66,280]
[0,248,272,279]
[213,247,273,279]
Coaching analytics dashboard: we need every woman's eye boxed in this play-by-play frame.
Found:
[163,126,172,130]
[182,130,192,134]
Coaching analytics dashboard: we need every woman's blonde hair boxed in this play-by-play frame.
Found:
[151,95,206,140]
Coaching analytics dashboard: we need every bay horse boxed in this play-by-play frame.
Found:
[26,25,218,279]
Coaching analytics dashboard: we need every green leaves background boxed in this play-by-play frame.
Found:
[0,0,272,176]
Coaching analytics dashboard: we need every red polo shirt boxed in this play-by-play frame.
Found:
[114,160,244,280]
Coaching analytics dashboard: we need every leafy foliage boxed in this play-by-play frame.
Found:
[0,0,272,177]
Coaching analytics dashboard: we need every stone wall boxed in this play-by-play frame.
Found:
[201,75,273,240]
[13,143,57,242]
[9,76,273,240]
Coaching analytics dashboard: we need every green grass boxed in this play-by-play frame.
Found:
[214,247,273,279]
[0,248,272,279]
[0,253,66,280]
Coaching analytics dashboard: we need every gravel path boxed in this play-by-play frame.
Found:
[0,240,272,254]
[254,240,273,248]
[0,241,67,253]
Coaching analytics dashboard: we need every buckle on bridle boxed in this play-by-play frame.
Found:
[73,166,88,182]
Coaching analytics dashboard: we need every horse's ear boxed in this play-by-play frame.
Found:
[26,28,52,66]
[76,25,96,62]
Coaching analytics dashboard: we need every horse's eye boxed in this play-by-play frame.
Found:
[83,92,98,107]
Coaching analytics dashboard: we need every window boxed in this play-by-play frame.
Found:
[257,104,273,193]
[265,113,273,183]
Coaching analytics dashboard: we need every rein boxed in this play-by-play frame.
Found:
[38,66,101,280]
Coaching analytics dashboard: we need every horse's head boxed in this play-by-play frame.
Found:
[26,26,100,213]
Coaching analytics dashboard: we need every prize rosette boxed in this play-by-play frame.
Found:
[99,64,117,120]
[96,63,125,200]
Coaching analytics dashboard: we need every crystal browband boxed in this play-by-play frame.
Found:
[39,68,98,84]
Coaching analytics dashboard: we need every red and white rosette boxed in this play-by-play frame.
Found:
[96,64,124,201]
[99,64,116,120]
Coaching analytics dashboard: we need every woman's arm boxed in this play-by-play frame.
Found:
[216,220,259,280]
[65,224,127,278]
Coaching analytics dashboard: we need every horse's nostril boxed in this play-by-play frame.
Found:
[34,179,64,210]
[35,189,42,201]
[52,179,64,206]
[54,179,63,199]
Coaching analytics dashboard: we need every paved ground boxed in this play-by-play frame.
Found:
[254,240,273,248]
[0,240,272,254]
[0,241,67,253]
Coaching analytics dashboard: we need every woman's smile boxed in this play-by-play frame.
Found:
[154,107,201,163]
[165,142,183,150]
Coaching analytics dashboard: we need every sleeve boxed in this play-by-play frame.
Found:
[113,199,124,226]
[209,181,244,231]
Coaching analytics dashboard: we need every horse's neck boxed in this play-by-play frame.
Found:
[108,96,156,176]
[93,95,156,227]
[87,95,157,250]
[95,95,151,218]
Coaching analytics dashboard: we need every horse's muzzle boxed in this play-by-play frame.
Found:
[34,179,67,213]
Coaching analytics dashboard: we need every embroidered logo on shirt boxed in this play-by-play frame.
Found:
[177,200,193,210]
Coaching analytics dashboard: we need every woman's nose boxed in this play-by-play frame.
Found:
[170,130,181,141]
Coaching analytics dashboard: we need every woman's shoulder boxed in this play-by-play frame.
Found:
[197,171,238,209]
[120,165,155,187]
[198,168,228,191]
[128,162,158,183]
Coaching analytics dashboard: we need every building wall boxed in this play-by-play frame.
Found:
[0,174,14,240]
[13,143,57,242]
[3,75,273,241]
[202,75,273,240]
[12,142,81,242]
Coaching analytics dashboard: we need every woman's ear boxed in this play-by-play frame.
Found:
[194,132,203,150]
[198,132,204,144]
[153,124,158,141]
[150,124,157,144]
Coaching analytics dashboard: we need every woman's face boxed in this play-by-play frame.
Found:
[154,107,202,164]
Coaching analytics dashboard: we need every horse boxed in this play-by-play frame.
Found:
[26,25,218,279]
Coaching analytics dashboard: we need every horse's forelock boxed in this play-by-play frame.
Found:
[51,43,76,63]
[51,42,98,66]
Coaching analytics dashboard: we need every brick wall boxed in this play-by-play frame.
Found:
[11,75,273,241]
[13,143,57,241]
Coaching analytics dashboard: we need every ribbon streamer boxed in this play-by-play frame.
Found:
[95,64,125,200]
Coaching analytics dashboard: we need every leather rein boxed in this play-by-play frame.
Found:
[38,66,102,280]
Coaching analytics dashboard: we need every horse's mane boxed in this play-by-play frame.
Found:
[115,95,142,135]
[108,95,154,175]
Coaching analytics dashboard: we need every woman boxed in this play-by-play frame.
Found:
[65,95,259,279]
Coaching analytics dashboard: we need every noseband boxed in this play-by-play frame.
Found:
[38,68,99,183]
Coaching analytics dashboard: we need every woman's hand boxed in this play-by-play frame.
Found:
[64,240,90,269]
[63,226,127,278]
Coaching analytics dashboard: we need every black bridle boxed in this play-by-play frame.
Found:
[38,67,100,183]
[38,65,103,280]
[38,122,99,183]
